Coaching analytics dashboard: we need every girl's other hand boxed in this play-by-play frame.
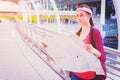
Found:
[84,44,95,54]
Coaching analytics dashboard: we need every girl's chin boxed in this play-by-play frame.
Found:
[78,22,82,24]
[78,23,82,26]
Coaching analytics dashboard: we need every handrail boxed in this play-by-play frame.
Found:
[104,46,120,56]
[107,57,120,64]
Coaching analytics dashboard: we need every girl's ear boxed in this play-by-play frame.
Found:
[89,14,92,18]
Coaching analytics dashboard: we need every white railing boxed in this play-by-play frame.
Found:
[15,18,69,80]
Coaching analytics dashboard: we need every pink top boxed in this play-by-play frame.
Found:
[74,28,106,79]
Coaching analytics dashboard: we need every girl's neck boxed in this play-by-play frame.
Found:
[76,24,91,36]
[81,23,91,34]
[81,24,91,30]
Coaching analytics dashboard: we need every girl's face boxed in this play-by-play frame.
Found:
[76,10,91,26]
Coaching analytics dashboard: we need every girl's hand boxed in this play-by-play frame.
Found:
[41,42,48,48]
[84,44,95,54]
[84,44,101,57]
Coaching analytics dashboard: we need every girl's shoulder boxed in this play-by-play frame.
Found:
[91,28,101,35]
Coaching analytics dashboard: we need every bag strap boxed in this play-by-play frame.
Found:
[91,28,96,48]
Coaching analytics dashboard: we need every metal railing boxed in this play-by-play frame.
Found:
[15,19,68,80]
[104,47,120,80]
[15,19,120,80]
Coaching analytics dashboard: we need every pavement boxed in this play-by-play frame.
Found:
[0,20,63,80]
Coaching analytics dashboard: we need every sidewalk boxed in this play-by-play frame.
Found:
[0,20,62,80]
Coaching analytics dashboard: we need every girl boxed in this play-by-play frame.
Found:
[71,4,106,80]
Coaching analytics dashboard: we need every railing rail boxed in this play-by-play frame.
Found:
[104,47,120,56]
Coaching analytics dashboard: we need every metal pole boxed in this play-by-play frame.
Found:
[49,0,61,32]
[113,0,120,50]
[100,0,106,25]
[31,0,40,26]
[21,0,28,23]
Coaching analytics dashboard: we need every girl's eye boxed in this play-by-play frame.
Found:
[76,14,79,17]
[76,14,83,17]
[80,14,83,17]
